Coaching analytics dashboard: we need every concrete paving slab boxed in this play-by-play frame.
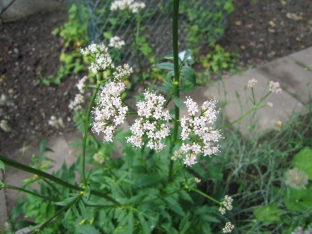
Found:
[290,47,312,69]
[207,69,307,137]
[257,57,312,105]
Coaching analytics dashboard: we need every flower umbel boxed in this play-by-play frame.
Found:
[109,36,125,49]
[92,81,128,142]
[111,0,146,13]
[69,94,84,111]
[77,76,88,94]
[285,168,309,190]
[219,195,233,215]
[127,91,171,151]
[173,97,221,166]
[269,81,282,93]
[247,78,258,88]
[223,222,234,233]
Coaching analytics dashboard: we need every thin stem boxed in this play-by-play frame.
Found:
[4,184,56,202]
[251,87,256,105]
[169,0,180,183]
[188,186,221,205]
[81,80,101,188]
[217,92,271,130]
[0,156,121,206]
[130,19,145,90]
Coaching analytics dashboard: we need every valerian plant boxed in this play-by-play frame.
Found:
[0,0,282,233]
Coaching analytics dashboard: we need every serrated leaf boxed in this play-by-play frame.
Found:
[132,175,161,188]
[55,196,77,206]
[164,196,185,216]
[0,160,5,173]
[181,66,196,85]
[178,84,199,92]
[138,213,150,234]
[152,62,174,71]
[128,210,134,234]
[179,190,193,203]
[76,224,101,234]
[173,96,186,109]
[179,212,191,233]
[201,214,220,223]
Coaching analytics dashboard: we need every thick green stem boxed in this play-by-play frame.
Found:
[188,186,221,205]
[169,0,180,183]
[36,194,83,232]
[4,184,56,201]
[0,156,121,206]
[217,92,271,130]
[130,20,145,90]
[81,81,101,188]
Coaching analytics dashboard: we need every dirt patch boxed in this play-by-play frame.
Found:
[0,0,312,157]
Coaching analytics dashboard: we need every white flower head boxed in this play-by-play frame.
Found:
[77,76,88,93]
[109,36,125,49]
[285,168,309,190]
[111,0,145,13]
[92,81,128,142]
[127,91,171,151]
[223,222,234,233]
[267,102,273,107]
[247,78,258,88]
[69,94,84,111]
[177,97,221,166]
[269,81,282,93]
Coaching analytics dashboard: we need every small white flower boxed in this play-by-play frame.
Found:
[269,81,282,93]
[109,36,125,49]
[77,76,88,93]
[111,0,145,13]
[194,177,201,183]
[223,222,234,233]
[267,102,273,107]
[69,94,84,111]
[247,78,258,88]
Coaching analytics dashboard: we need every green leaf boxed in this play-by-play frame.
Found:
[224,1,235,14]
[253,202,283,225]
[132,175,162,189]
[76,224,101,234]
[55,195,77,206]
[160,54,174,61]
[178,84,198,92]
[173,96,186,109]
[0,160,5,173]
[128,209,134,234]
[235,90,240,99]
[103,31,113,39]
[152,62,174,71]
[179,212,191,233]
[15,220,37,230]
[181,66,196,85]
[291,147,312,180]
[164,196,185,216]
[179,190,193,203]
[138,213,150,234]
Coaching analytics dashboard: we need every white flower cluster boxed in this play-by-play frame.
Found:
[223,222,234,233]
[48,115,64,129]
[69,94,84,111]
[127,91,171,151]
[109,36,125,49]
[173,97,221,166]
[111,0,146,13]
[113,64,133,80]
[269,81,282,93]
[77,76,88,93]
[219,195,233,215]
[80,43,114,75]
[92,82,128,142]
[247,78,257,88]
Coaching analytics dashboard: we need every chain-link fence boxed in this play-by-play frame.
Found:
[65,0,230,66]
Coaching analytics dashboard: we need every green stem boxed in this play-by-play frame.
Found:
[4,184,56,201]
[188,186,221,205]
[42,178,61,195]
[169,0,180,183]
[0,156,121,206]
[130,19,145,90]
[81,81,101,188]
[217,92,271,130]
[122,99,136,112]
[36,194,83,232]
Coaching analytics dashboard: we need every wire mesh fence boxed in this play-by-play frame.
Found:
[64,0,229,67]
